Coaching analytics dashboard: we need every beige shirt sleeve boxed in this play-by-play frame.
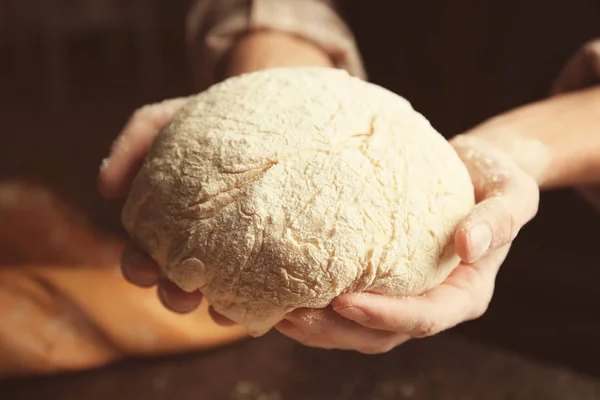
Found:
[551,39,600,211]
[185,0,366,91]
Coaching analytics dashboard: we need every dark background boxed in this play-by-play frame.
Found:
[345,0,600,378]
[1,0,599,387]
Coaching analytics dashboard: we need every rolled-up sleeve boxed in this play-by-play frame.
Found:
[551,39,600,94]
[551,39,600,211]
[185,0,366,91]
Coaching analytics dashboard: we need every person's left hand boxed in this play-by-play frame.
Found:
[276,246,511,353]
[275,134,540,354]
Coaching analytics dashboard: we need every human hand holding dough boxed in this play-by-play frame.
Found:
[120,67,476,337]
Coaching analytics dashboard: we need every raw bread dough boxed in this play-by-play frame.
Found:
[122,67,475,336]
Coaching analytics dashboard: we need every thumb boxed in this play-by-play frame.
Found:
[451,135,539,263]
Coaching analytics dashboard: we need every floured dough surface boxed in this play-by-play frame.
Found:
[122,67,475,336]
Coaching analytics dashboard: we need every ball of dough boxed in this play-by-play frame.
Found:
[122,67,475,336]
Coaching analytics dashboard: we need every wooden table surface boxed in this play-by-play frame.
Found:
[1,332,599,400]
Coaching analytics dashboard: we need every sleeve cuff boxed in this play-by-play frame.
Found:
[551,39,600,95]
[185,0,366,92]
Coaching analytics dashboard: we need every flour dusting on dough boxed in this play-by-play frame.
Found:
[122,67,475,336]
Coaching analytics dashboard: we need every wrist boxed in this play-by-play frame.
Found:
[457,117,551,188]
[463,87,600,190]
[223,30,335,78]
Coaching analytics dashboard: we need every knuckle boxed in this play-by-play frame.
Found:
[298,337,320,348]
[465,283,492,322]
[464,260,484,282]
[282,328,332,350]
[468,290,493,321]
[412,320,442,338]
[301,337,340,351]
[357,342,396,355]
[488,196,520,246]
[356,346,383,355]
[475,289,494,317]
[483,170,511,196]
[287,332,317,348]
[469,301,490,320]
[128,104,160,129]
[133,103,154,118]
[471,198,512,247]
[511,171,540,219]
[357,334,411,355]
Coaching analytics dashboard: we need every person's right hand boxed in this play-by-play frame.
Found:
[98,97,190,200]
[99,31,336,318]
[98,97,221,317]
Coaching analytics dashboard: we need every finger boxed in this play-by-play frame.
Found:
[121,242,161,287]
[452,137,539,262]
[454,169,538,262]
[208,306,237,327]
[98,97,190,199]
[276,308,410,354]
[333,246,509,337]
[157,278,204,314]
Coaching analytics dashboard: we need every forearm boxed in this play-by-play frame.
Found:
[186,0,365,91]
[465,85,600,190]
[223,30,335,78]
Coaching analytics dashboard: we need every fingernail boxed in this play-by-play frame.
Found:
[335,306,370,323]
[208,306,236,326]
[157,284,200,314]
[121,249,159,287]
[467,223,492,262]
[157,284,172,308]
[121,246,143,267]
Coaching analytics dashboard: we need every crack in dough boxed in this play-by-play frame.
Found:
[122,67,475,336]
